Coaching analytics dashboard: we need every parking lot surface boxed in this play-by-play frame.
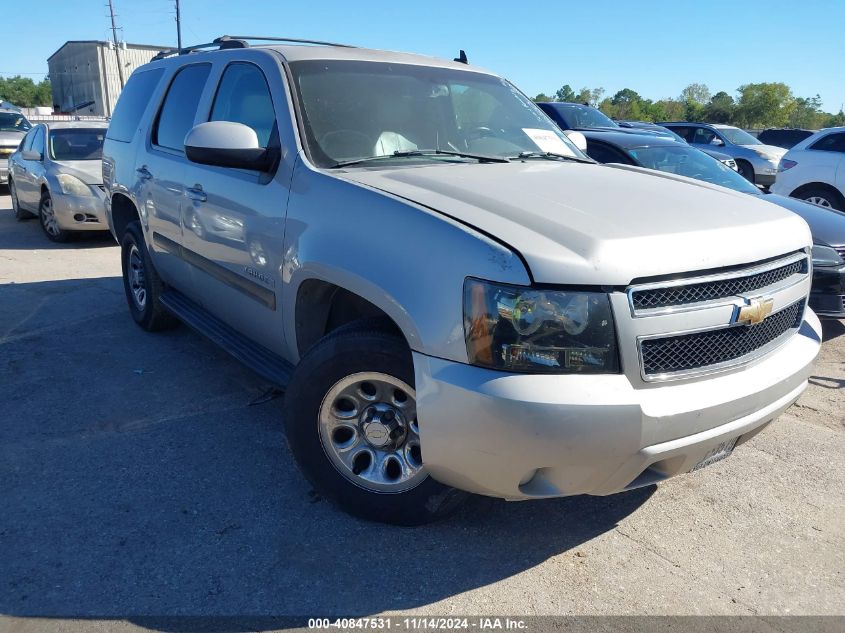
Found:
[0,191,843,629]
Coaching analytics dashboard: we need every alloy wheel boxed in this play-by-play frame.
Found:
[806,196,832,208]
[128,244,147,310]
[40,196,60,236]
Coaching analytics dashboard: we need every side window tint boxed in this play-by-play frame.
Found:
[107,68,164,143]
[154,63,211,151]
[692,128,716,144]
[811,133,845,153]
[210,63,277,148]
[586,141,629,164]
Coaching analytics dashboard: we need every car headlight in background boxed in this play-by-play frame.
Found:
[57,173,94,197]
[752,149,780,162]
[463,279,619,374]
[811,243,844,267]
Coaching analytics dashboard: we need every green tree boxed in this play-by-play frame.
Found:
[680,83,711,105]
[575,87,605,107]
[703,91,735,123]
[554,84,577,102]
[0,75,51,107]
[734,82,795,128]
[609,88,645,120]
[822,109,845,127]
[789,95,824,129]
[534,93,552,102]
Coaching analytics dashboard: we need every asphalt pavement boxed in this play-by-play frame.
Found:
[0,191,843,632]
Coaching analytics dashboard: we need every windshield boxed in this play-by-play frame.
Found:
[48,128,105,160]
[0,112,31,133]
[718,127,761,146]
[628,145,761,194]
[289,60,581,168]
[554,104,618,129]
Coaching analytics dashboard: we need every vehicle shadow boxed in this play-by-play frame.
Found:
[0,276,655,624]
[820,318,845,342]
[0,206,114,250]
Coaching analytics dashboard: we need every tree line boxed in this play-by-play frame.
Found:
[0,75,52,108]
[534,82,845,130]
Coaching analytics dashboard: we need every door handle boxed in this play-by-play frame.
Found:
[136,166,152,180]
[185,186,207,202]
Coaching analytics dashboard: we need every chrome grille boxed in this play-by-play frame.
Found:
[631,257,807,310]
[641,300,804,377]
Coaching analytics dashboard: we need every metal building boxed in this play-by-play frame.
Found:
[47,40,167,116]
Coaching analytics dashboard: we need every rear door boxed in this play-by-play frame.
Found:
[177,52,297,355]
[809,132,845,195]
[141,62,213,287]
[16,125,46,208]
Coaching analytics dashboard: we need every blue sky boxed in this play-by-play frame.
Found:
[3,0,844,112]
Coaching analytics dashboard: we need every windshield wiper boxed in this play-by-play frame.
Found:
[332,148,509,168]
[512,151,595,164]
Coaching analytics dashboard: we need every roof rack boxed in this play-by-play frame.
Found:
[151,35,354,61]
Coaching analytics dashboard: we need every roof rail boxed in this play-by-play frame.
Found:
[151,37,249,61]
[217,35,356,48]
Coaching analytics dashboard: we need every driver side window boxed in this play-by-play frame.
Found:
[210,62,278,149]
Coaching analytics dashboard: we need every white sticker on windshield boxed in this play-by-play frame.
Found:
[522,128,573,155]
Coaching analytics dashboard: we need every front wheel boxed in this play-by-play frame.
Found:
[737,161,755,184]
[38,191,71,242]
[800,186,845,212]
[284,322,468,525]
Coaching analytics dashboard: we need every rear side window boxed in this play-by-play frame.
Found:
[210,62,278,148]
[810,132,845,154]
[107,68,164,143]
[153,63,211,151]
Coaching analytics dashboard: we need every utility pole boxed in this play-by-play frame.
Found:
[175,0,182,50]
[107,0,125,89]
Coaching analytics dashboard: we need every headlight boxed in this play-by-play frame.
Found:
[57,173,94,197]
[463,278,619,374]
[753,149,779,162]
[812,243,844,267]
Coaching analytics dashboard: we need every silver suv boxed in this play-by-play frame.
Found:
[103,37,821,524]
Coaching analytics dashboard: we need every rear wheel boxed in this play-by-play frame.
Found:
[38,191,71,242]
[10,179,35,220]
[737,161,755,184]
[284,322,468,525]
[120,221,178,331]
[799,185,845,212]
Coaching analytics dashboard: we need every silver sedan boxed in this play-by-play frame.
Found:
[8,121,108,242]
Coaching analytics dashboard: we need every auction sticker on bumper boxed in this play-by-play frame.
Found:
[691,437,738,472]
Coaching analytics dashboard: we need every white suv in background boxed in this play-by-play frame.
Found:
[772,127,845,211]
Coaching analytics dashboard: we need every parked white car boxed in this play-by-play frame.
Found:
[771,126,845,211]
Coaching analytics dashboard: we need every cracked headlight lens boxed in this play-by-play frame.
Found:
[464,278,619,374]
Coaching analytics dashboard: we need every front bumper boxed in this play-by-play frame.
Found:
[414,309,821,500]
[52,189,108,231]
[749,156,780,187]
[810,263,845,318]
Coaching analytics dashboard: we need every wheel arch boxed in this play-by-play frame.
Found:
[790,181,845,202]
[110,192,140,239]
[291,273,418,360]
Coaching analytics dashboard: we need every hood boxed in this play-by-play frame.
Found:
[749,144,787,158]
[53,160,103,185]
[759,193,845,247]
[0,130,25,148]
[338,161,811,285]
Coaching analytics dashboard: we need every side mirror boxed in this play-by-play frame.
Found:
[564,130,588,152]
[22,149,42,161]
[710,137,724,146]
[184,121,277,172]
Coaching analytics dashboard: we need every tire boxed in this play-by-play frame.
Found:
[284,321,468,525]
[10,179,35,220]
[120,220,178,331]
[38,190,71,242]
[799,185,845,212]
[737,161,755,184]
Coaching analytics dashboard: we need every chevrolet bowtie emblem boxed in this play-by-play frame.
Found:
[735,297,774,326]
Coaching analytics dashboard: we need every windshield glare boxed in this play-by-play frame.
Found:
[0,112,31,133]
[629,145,761,194]
[290,60,581,167]
[719,127,761,146]
[49,128,105,161]
[555,105,618,129]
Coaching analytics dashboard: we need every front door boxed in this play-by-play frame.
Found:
[179,56,296,356]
